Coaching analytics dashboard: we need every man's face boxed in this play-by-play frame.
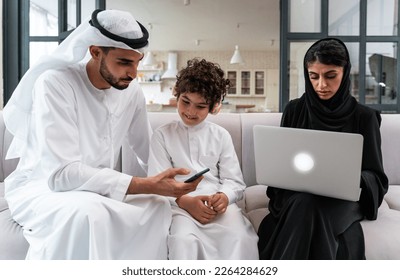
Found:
[99,48,144,90]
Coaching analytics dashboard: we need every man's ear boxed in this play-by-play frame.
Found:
[89,46,102,59]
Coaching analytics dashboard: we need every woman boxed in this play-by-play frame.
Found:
[257,38,388,259]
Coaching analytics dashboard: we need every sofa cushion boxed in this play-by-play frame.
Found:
[0,182,4,198]
[1,128,19,182]
[0,208,29,260]
[361,200,400,259]
[245,184,268,212]
[0,181,7,215]
[240,113,282,186]
[244,184,400,259]
[381,114,400,185]
[384,185,400,211]
[0,197,8,212]
[244,185,270,232]
[247,208,269,233]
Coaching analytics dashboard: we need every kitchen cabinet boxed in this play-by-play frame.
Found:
[226,70,266,96]
[137,62,164,83]
[137,62,165,94]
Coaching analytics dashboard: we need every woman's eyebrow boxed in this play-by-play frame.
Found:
[308,69,338,75]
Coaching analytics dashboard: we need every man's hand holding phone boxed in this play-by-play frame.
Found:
[184,168,210,183]
[128,168,203,197]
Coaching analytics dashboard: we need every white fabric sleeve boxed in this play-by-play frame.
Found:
[50,164,132,201]
[217,131,246,204]
[34,72,130,201]
[122,90,152,177]
[148,129,177,205]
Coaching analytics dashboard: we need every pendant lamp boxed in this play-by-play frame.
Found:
[142,23,157,66]
[161,52,178,79]
[230,45,244,64]
[230,23,244,64]
[142,51,156,66]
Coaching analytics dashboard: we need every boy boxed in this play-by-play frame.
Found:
[148,58,259,259]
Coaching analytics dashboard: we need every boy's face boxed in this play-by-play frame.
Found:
[177,92,209,126]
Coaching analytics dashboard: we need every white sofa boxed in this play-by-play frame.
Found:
[1,111,399,259]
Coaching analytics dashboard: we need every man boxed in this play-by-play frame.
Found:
[3,9,201,259]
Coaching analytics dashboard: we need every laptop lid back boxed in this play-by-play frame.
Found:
[253,125,363,201]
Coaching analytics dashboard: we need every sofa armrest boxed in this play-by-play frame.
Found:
[244,185,269,232]
[384,185,400,211]
[0,198,8,212]
[244,185,269,212]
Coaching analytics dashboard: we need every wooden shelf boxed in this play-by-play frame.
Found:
[138,61,164,72]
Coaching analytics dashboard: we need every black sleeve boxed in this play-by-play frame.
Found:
[280,99,299,127]
[358,110,389,220]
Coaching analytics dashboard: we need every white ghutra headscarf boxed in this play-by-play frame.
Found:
[3,9,149,159]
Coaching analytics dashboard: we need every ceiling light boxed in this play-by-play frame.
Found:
[142,51,156,66]
[161,52,178,79]
[184,0,190,5]
[230,45,244,64]
[142,23,157,66]
[230,23,244,64]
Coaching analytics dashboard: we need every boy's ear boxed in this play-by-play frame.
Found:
[211,102,222,115]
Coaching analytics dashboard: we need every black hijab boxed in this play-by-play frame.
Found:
[285,38,358,131]
[280,38,388,220]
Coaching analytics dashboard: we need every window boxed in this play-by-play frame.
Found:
[281,0,400,113]
[2,0,105,105]
[329,0,360,36]
[289,0,321,33]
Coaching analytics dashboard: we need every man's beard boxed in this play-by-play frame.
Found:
[99,58,133,90]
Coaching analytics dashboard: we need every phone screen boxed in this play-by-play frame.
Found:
[184,168,210,183]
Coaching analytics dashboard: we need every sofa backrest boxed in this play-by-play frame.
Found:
[147,112,243,165]
[240,113,282,186]
[0,112,19,183]
[1,111,399,187]
[0,111,243,183]
[381,114,400,185]
[0,111,6,182]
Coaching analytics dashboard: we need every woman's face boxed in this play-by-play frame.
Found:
[177,92,210,126]
[307,61,344,100]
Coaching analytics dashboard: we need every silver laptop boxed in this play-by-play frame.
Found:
[253,125,364,201]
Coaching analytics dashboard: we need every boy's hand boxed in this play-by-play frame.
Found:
[176,195,217,224]
[209,192,228,214]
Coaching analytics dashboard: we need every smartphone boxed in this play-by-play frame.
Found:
[184,168,210,183]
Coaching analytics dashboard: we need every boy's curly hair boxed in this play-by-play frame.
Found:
[174,58,230,112]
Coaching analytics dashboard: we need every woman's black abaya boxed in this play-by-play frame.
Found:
[257,38,388,259]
